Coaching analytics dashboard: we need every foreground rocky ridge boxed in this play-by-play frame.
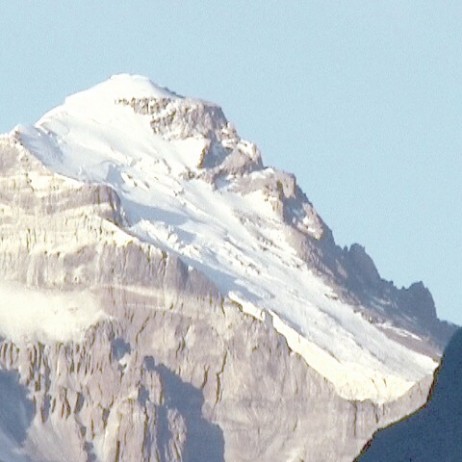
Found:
[357,328,462,461]
[0,133,432,461]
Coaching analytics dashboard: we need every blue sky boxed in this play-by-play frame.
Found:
[1,2,461,323]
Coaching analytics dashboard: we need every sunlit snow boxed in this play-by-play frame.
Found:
[17,74,436,403]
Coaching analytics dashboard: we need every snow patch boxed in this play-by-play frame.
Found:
[67,74,179,106]
[0,283,106,343]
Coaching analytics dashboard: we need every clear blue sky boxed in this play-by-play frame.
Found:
[1,2,461,323]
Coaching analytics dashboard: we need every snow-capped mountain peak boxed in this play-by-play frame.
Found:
[67,73,180,104]
[13,75,451,404]
[0,73,456,461]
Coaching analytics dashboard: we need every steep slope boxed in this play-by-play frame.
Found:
[357,328,462,461]
[0,74,455,461]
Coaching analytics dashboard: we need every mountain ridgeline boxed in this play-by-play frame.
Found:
[115,81,454,352]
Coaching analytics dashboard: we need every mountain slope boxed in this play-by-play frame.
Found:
[16,74,449,402]
[0,74,455,461]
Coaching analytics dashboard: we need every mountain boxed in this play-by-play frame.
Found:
[356,328,462,461]
[0,74,455,461]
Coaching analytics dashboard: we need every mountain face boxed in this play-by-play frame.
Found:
[0,74,455,461]
[356,328,462,461]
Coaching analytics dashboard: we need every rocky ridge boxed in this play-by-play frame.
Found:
[357,328,462,461]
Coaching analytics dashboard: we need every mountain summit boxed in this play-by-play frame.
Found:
[0,74,455,461]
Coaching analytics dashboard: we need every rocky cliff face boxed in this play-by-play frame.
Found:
[0,75,454,461]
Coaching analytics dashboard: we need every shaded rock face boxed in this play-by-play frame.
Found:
[398,282,437,327]
[357,328,462,462]
[0,138,434,461]
[117,96,262,175]
[300,235,455,351]
[345,244,381,290]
